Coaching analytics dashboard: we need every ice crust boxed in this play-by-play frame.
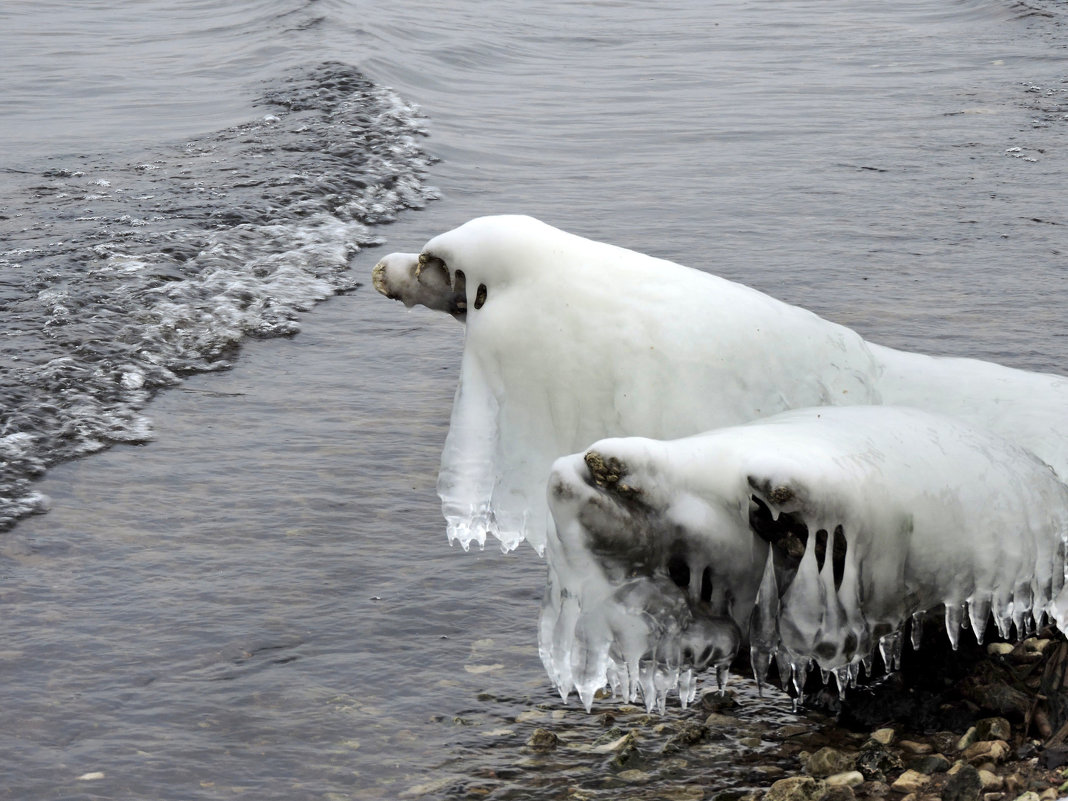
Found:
[372,215,1068,710]
[541,407,1068,712]
[372,215,1068,554]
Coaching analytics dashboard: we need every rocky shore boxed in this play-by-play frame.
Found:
[459,624,1068,801]
[753,628,1068,801]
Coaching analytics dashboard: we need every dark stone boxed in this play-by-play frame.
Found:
[818,786,856,801]
[1039,745,1068,770]
[526,728,559,751]
[698,689,739,713]
[974,716,1012,741]
[661,721,711,754]
[853,745,903,783]
[941,763,982,801]
[906,753,952,774]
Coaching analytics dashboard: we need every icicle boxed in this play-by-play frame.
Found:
[678,668,696,708]
[860,652,873,678]
[945,603,964,651]
[967,595,991,645]
[715,665,731,694]
[748,547,779,696]
[847,661,860,688]
[790,657,810,699]
[750,646,774,696]
[910,613,924,651]
[993,588,1013,639]
[1013,583,1034,637]
[638,659,657,714]
[833,666,850,700]
[775,651,793,692]
[878,629,903,672]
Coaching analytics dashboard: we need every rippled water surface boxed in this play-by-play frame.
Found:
[1,0,1066,798]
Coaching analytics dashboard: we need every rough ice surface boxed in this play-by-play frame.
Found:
[541,406,1068,711]
[372,215,1068,554]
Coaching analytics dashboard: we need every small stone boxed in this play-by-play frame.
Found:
[740,736,762,747]
[1004,774,1027,797]
[1013,793,1041,801]
[662,722,710,754]
[987,643,1015,656]
[1038,791,1057,801]
[1023,638,1052,654]
[526,728,558,751]
[777,723,813,739]
[931,731,961,754]
[617,769,651,783]
[963,740,1012,765]
[827,771,865,788]
[943,763,983,801]
[870,728,896,746]
[975,718,1013,742]
[858,780,891,799]
[977,770,1003,790]
[607,733,642,770]
[959,727,979,751]
[805,747,857,778]
[765,776,827,801]
[855,745,903,782]
[819,786,856,801]
[698,689,738,712]
[900,740,933,755]
[908,754,952,774]
[77,772,105,781]
[891,770,931,794]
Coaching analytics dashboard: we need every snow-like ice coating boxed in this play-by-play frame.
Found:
[541,406,1068,712]
[372,215,1068,554]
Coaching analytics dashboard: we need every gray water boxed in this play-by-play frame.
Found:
[1,0,1067,798]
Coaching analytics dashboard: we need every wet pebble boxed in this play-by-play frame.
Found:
[804,747,856,778]
[963,740,1012,765]
[526,728,559,751]
[908,754,952,774]
[891,769,931,794]
[826,771,864,787]
[975,717,1013,742]
[869,728,895,746]
[766,776,827,801]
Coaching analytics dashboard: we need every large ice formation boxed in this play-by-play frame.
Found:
[372,215,1068,554]
[541,406,1068,712]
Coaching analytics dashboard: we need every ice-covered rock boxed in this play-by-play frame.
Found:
[540,406,1068,711]
[372,215,1068,554]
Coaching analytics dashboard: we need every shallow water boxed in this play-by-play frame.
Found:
[1,0,1067,798]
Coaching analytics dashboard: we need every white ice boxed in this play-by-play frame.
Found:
[372,215,1068,555]
[540,406,1068,712]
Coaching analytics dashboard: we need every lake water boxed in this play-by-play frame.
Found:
[1,0,1066,798]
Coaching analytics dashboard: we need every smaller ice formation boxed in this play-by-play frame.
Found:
[372,215,1068,555]
[540,406,1068,713]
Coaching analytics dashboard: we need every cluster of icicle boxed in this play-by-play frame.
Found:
[539,407,1068,711]
[373,215,1068,710]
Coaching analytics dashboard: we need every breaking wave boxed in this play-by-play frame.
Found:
[0,61,438,529]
